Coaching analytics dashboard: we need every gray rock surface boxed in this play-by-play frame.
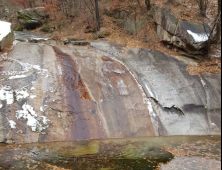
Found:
[92,41,221,136]
[0,41,221,144]
[14,31,51,43]
[152,6,211,54]
[0,42,155,144]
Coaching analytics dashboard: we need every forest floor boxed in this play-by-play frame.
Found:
[31,0,222,75]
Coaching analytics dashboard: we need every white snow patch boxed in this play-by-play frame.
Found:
[0,85,14,104]
[0,103,3,108]
[16,103,51,132]
[8,75,28,80]
[187,30,209,43]
[40,106,44,112]
[41,116,50,124]
[0,85,37,105]
[15,88,29,101]
[30,37,50,41]
[30,95,37,99]
[8,120,16,129]
[0,21,12,41]
[31,87,36,91]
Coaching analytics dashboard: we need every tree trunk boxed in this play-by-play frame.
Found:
[216,0,221,42]
[145,0,151,11]
[95,0,100,31]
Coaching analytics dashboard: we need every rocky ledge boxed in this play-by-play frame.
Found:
[0,41,221,144]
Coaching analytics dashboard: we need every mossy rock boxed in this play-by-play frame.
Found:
[17,8,49,30]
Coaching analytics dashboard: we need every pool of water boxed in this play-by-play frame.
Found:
[0,136,221,170]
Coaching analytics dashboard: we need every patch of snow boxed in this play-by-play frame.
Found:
[8,120,16,129]
[30,37,50,41]
[15,88,29,101]
[31,87,36,91]
[41,116,50,124]
[0,21,12,41]
[187,30,209,43]
[16,103,51,132]
[0,103,3,108]
[0,85,37,105]
[30,95,37,99]
[40,106,44,112]
[0,85,14,104]
[8,75,28,80]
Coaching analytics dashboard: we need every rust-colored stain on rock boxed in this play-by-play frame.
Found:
[52,46,104,140]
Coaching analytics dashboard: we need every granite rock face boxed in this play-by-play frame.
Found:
[0,41,221,144]
[91,41,221,136]
[151,6,211,54]
[0,42,155,144]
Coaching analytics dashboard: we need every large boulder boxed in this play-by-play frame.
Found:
[0,21,14,51]
[17,7,49,30]
[108,8,148,35]
[151,6,211,54]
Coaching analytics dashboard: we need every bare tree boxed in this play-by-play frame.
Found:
[196,0,208,16]
[145,0,151,11]
[215,0,221,43]
[95,0,100,31]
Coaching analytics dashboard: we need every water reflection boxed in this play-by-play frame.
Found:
[0,136,221,170]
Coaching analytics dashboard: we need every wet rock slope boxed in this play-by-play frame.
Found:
[0,41,221,143]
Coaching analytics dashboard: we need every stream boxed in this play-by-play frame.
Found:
[0,136,221,170]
